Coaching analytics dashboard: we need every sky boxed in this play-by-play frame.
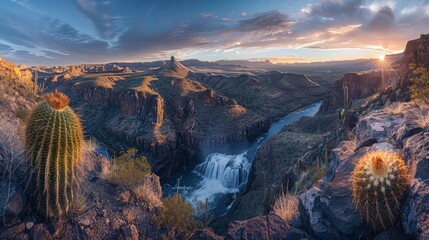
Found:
[0,0,428,66]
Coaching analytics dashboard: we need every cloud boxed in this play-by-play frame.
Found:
[0,43,14,55]
[237,11,290,34]
[366,6,396,32]
[1,0,428,65]
[284,0,428,51]
[74,0,122,39]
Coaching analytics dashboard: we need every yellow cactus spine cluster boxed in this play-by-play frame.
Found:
[351,150,410,232]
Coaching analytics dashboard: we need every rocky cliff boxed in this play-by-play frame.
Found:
[399,33,429,69]
[321,71,382,111]
[398,33,429,88]
[322,34,429,112]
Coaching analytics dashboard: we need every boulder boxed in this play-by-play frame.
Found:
[402,131,429,180]
[299,187,341,239]
[356,111,404,148]
[319,147,373,238]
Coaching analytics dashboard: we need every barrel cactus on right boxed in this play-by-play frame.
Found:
[351,150,410,232]
[25,90,84,219]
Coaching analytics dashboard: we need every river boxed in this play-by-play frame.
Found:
[163,102,322,217]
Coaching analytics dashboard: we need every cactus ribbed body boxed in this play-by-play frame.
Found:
[352,151,410,232]
[25,91,83,218]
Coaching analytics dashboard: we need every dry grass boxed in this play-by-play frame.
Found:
[385,102,404,116]
[76,138,100,182]
[0,115,28,186]
[72,191,88,215]
[416,107,429,129]
[272,188,298,224]
[133,174,162,208]
[0,115,29,223]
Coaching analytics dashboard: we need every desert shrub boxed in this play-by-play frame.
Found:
[415,107,429,129]
[107,148,151,188]
[153,194,202,239]
[409,64,429,102]
[104,148,161,208]
[273,188,298,224]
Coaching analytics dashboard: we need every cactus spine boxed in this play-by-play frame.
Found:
[351,151,410,232]
[25,90,83,219]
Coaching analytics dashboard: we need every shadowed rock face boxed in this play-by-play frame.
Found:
[321,71,382,112]
[399,34,429,69]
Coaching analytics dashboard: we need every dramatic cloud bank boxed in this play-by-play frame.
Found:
[0,0,427,65]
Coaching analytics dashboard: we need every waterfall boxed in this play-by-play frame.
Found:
[195,153,250,189]
[164,102,323,218]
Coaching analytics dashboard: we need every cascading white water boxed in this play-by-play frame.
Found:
[164,102,322,217]
[195,153,250,188]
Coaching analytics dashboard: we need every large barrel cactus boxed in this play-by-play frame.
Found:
[351,150,410,231]
[25,90,83,218]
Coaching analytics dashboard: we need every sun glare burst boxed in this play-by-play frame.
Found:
[379,54,385,61]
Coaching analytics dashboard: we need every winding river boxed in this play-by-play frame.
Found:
[164,102,322,217]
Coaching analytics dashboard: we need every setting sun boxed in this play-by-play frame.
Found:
[379,54,385,61]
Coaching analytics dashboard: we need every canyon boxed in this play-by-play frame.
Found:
[0,34,428,239]
[34,56,333,180]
